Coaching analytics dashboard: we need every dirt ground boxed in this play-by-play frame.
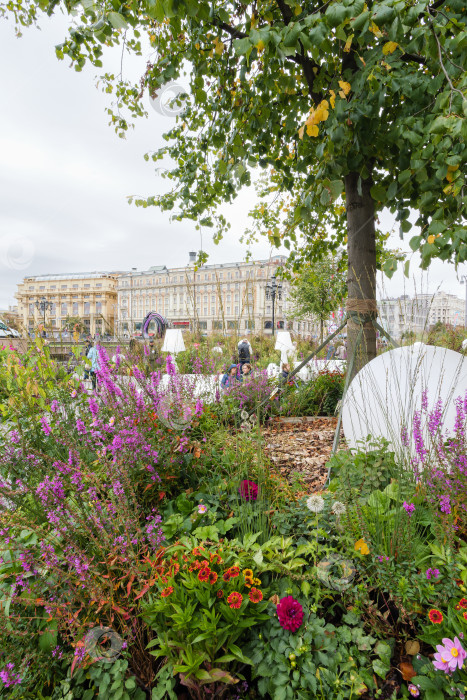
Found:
[261,416,344,494]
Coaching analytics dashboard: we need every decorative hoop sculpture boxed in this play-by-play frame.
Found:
[142,312,169,339]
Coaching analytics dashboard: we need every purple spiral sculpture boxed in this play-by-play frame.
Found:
[142,312,168,339]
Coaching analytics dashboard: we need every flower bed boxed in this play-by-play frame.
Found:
[0,340,465,699]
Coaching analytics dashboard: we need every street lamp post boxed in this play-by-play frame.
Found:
[460,274,467,329]
[265,274,282,337]
[35,296,53,337]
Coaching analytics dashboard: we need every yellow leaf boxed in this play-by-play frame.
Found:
[427,235,435,245]
[369,21,382,37]
[213,37,224,55]
[382,41,398,55]
[338,80,351,96]
[150,34,156,43]
[354,539,370,555]
[329,90,336,108]
[298,125,305,140]
[344,34,354,52]
[306,123,319,137]
[294,5,302,15]
[447,164,459,172]
[256,39,265,52]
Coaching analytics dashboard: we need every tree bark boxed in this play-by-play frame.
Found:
[345,172,377,381]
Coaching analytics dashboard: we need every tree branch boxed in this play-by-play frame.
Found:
[213,19,247,40]
[399,52,427,65]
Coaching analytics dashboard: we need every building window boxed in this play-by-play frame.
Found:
[61,285,67,290]
[73,284,78,289]
[96,302,102,313]
[28,286,34,290]
[73,303,78,315]
[61,303,67,316]
[96,284,102,288]
[277,320,285,329]
[29,304,33,315]
[227,320,238,329]
[199,321,207,330]
[245,320,255,329]
[50,285,56,290]
[84,303,90,315]
[39,286,45,290]
[264,321,272,329]
[84,284,90,289]
[213,320,223,330]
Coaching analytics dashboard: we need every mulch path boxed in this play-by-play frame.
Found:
[261,416,344,494]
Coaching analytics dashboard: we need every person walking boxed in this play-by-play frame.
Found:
[82,337,92,380]
[87,340,101,391]
[238,338,252,368]
[146,339,159,375]
[280,362,298,387]
[221,364,239,390]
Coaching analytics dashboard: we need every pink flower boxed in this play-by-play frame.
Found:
[408,684,420,697]
[238,480,258,501]
[433,637,466,673]
[198,504,207,514]
[276,596,304,633]
[403,501,415,516]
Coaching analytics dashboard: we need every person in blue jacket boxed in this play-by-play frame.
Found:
[221,364,239,390]
[87,341,101,390]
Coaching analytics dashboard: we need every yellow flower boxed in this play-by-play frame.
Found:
[427,235,436,245]
[354,539,370,555]
[253,577,262,586]
[243,569,253,578]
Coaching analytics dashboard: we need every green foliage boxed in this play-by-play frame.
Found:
[328,438,397,503]
[142,539,270,693]
[245,586,392,699]
[282,371,345,417]
[287,256,347,340]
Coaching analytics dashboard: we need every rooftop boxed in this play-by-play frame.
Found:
[22,271,124,282]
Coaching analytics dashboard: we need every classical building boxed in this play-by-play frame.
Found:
[117,253,315,337]
[379,292,465,340]
[15,272,121,336]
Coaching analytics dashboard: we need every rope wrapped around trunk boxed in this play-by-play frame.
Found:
[345,299,378,328]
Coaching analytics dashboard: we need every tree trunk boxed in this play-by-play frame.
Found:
[345,171,377,381]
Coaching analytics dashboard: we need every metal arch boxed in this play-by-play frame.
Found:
[141,312,169,339]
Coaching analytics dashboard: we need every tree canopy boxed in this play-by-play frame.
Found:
[3,0,466,366]
[288,254,347,341]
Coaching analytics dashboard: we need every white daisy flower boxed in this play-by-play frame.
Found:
[240,421,252,432]
[306,495,325,513]
[240,410,249,420]
[331,501,346,515]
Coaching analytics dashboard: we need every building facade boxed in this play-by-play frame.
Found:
[117,254,315,337]
[379,292,465,340]
[15,272,121,336]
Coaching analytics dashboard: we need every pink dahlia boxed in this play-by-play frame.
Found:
[276,596,304,633]
[433,637,466,673]
[238,480,258,501]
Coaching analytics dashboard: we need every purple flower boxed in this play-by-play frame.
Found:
[439,495,451,514]
[40,417,51,436]
[76,419,87,435]
[0,663,22,688]
[426,568,440,580]
[403,501,415,517]
[433,637,466,673]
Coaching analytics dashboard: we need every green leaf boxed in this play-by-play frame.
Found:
[108,11,128,29]
[372,658,389,679]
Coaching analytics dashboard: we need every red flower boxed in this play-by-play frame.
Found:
[249,588,263,603]
[238,480,258,501]
[227,592,243,609]
[161,586,174,597]
[217,589,224,598]
[222,571,231,582]
[198,568,210,582]
[229,566,240,578]
[277,596,304,632]
[208,571,218,585]
[428,609,443,624]
[458,598,467,609]
[463,612,467,621]
[210,553,222,565]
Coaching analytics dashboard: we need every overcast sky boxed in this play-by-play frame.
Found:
[0,12,466,313]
